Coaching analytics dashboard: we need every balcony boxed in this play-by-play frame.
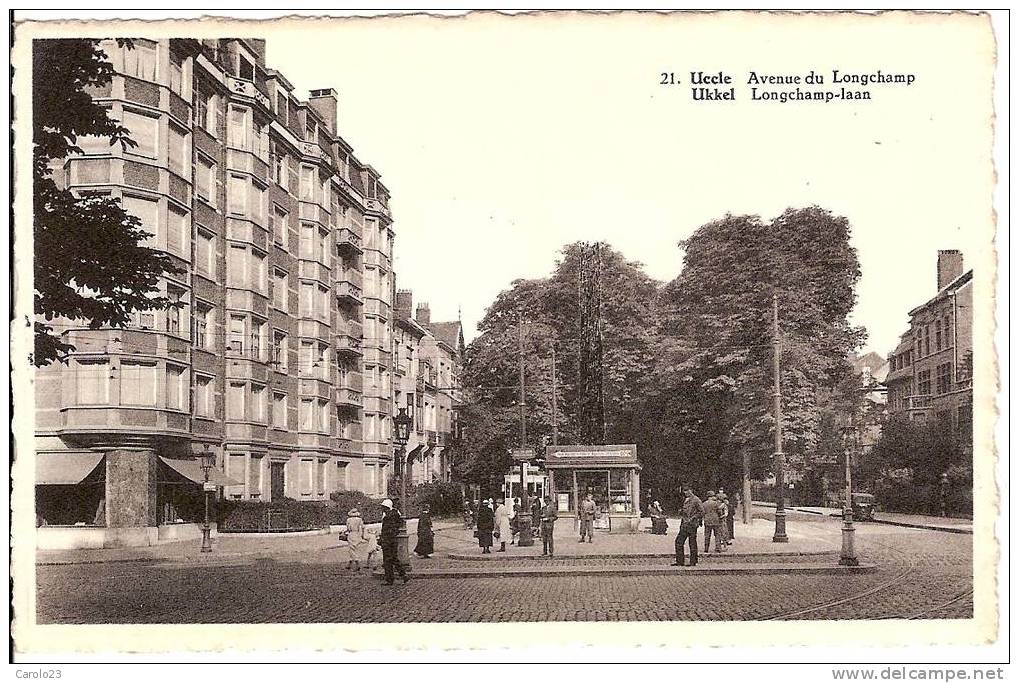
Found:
[336,227,363,254]
[337,269,363,289]
[335,387,363,408]
[363,298,391,319]
[364,197,391,220]
[335,333,363,357]
[906,395,932,410]
[226,75,272,111]
[335,281,364,305]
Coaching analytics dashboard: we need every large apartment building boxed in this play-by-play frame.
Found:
[884,250,974,445]
[34,38,415,547]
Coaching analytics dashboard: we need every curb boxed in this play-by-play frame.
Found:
[756,503,972,535]
[372,562,879,579]
[445,549,836,562]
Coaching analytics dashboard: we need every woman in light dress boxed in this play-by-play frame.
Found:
[495,499,513,552]
[345,507,377,571]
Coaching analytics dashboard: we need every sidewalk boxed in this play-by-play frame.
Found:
[755,502,972,534]
[441,514,837,560]
[36,518,445,566]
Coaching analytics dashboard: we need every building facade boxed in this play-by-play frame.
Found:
[884,250,973,445]
[34,38,421,547]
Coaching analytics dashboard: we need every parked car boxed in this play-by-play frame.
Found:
[851,492,877,521]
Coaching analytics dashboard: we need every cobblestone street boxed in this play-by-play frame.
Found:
[35,512,972,624]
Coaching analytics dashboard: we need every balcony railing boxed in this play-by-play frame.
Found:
[337,227,363,253]
[335,281,364,305]
[364,197,391,219]
[906,394,932,410]
[335,333,363,356]
[335,387,363,407]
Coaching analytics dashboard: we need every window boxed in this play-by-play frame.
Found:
[195,229,215,278]
[238,55,254,81]
[194,374,214,417]
[228,106,249,150]
[194,87,209,132]
[228,174,246,215]
[300,399,315,431]
[227,245,247,287]
[301,166,315,201]
[168,124,189,180]
[275,90,289,125]
[121,361,157,406]
[300,458,314,495]
[122,110,158,159]
[317,459,326,495]
[319,399,330,433]
[251,182,267,223]
[123,39,157,81]
[122,194,160,247]
[249,454,264,499]
[272,392,288,429]
[300,282,315,319]
[228,314,246,356]
[169,50,190,99]
[273,206,288,247]
[936,362,952,395]
[318,285,329,320]
[166,208,188,256]
[305,119,317,142]
[166,285,186,335]
[318,228,329,265]
[166,364,188,411]
[917,369,932,397]
[253,250,267,294]
[227,382,246,420]
[336,461,348,490]
[300,223,315,259]
[76,359,109,404]
[272,330,288,371]
[250,383,266,422]
[227,454,246,498]
[196,156,216,206]
[273,269,288,310]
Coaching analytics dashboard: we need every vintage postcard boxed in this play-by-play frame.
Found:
[9,10,1004,662]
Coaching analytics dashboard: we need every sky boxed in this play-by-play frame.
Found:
[266,12,994,356]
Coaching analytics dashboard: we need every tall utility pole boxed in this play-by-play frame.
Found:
[551,344,559,446]
[772,294,789,543]
[517,320,533,546]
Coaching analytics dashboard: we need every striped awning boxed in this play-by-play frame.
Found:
[36,452,105,485]
[159,457,241,487]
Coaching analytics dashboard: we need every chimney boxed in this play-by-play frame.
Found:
[416,303,431,326]
[308,88,337,135]
[937,250,964,290]
[396,289,413,319]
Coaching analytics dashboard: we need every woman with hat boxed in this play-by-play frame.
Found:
[345,507,367,571]
[414,504,435,558]
[476,499,495,554]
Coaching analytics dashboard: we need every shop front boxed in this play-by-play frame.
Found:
[545,444,641,533]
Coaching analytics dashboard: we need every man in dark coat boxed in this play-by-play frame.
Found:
[540,495,558,556]
[476,499,495,554]
[380,499,409,584]
[672,485,703,567]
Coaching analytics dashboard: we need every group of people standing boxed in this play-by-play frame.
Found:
[671,487,738,567]
[342,499,436,585]
[468,496,560,556]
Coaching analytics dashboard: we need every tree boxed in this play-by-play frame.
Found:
[646,207,865,494]
[459,244,661,487]
[33,39,182,366]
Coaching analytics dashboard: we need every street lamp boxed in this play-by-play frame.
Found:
[393,407,414,572]
[200,444,216,553]
[838,423,859,566]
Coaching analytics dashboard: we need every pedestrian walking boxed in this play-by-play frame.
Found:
[414,504,434,558]
[717,493,731,546]
[495,499,512,552]
[477,499,495,554]
[702,491,725,553]
[380,499,409,585]
[344,507,367,571]
[672,485,703,567]
[649,500,668,535]
[578,493,597,543]
[531,495,543,538]
[541,495,558,556]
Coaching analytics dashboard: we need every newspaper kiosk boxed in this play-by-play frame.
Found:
[545,444,641,533]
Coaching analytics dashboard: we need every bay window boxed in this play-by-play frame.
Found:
[194,374,214,417]
[122,39,158,81]
[75,359,110,404]
[122,109,158,159]
[121,360,158,406]
[166,364,188,411]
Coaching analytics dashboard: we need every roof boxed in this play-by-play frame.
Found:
[396,315,428,339]
[545,444,639,469]
[426,321,463,352]
[908,270,974,317]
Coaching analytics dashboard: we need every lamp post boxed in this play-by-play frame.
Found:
[200,444,216,553]
[838,422,859,566]
[393,407,414,572]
